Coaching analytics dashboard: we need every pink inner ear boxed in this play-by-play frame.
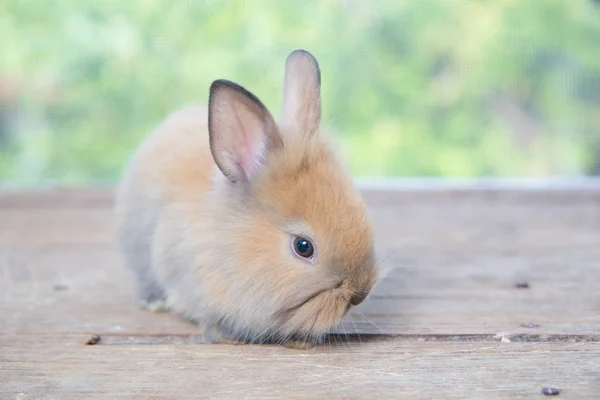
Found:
[230,100,266,180]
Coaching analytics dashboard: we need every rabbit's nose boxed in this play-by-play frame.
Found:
[349,287,369,306]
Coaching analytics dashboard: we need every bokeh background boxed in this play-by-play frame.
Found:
[1,0,599,186]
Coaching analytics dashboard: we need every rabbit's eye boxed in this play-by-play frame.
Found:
[293,236,314,259]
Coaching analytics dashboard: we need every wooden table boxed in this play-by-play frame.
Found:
[1,186,599,399]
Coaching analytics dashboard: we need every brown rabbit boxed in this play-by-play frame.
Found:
[114,49,378,348]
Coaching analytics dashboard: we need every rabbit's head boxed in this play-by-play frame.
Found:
[205,50,378,343]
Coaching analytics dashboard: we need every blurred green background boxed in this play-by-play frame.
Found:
[1,0,599,185]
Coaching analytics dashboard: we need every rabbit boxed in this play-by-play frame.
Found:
[114,49,379,348]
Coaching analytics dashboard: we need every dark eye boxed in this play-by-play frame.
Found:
[293,236,314,258]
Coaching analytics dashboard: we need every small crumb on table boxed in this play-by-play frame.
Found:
[52,283,68,292]
[521,323,540,328]
[85,335,101,345]
[541,387,560,396]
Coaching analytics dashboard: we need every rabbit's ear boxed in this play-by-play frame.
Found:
[208,79,283,184]
[281,49,321,136]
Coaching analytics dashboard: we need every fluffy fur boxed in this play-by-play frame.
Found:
[114,49,379,347]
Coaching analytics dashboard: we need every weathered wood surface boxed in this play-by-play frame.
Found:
[1,187,599,399]
[2,334,599,399]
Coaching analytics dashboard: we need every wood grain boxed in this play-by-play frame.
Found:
[1,334,599,400]
[1,187,599,398]
[1,188,598,336]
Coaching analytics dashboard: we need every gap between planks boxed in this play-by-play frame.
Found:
[67,333,600,346]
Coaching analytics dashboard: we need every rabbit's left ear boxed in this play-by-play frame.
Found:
[281,49,321,136]
[208,79,283,184]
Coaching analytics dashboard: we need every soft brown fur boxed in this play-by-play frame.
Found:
[114,50,378,347]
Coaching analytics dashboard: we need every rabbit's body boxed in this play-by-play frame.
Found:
[115,50,378,347]
[116,105,214,313]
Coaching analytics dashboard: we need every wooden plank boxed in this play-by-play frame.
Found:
[0,187,113,209]
[1,334,598,399]
[1,188,599,336]
[360,186,600,336]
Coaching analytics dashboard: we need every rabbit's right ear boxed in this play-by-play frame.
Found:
[208,79,283,184]
[281,49,321,136]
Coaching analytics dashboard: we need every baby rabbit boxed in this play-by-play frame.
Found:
[114,49,378,348]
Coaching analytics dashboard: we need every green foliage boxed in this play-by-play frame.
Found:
[1,0,599,184]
